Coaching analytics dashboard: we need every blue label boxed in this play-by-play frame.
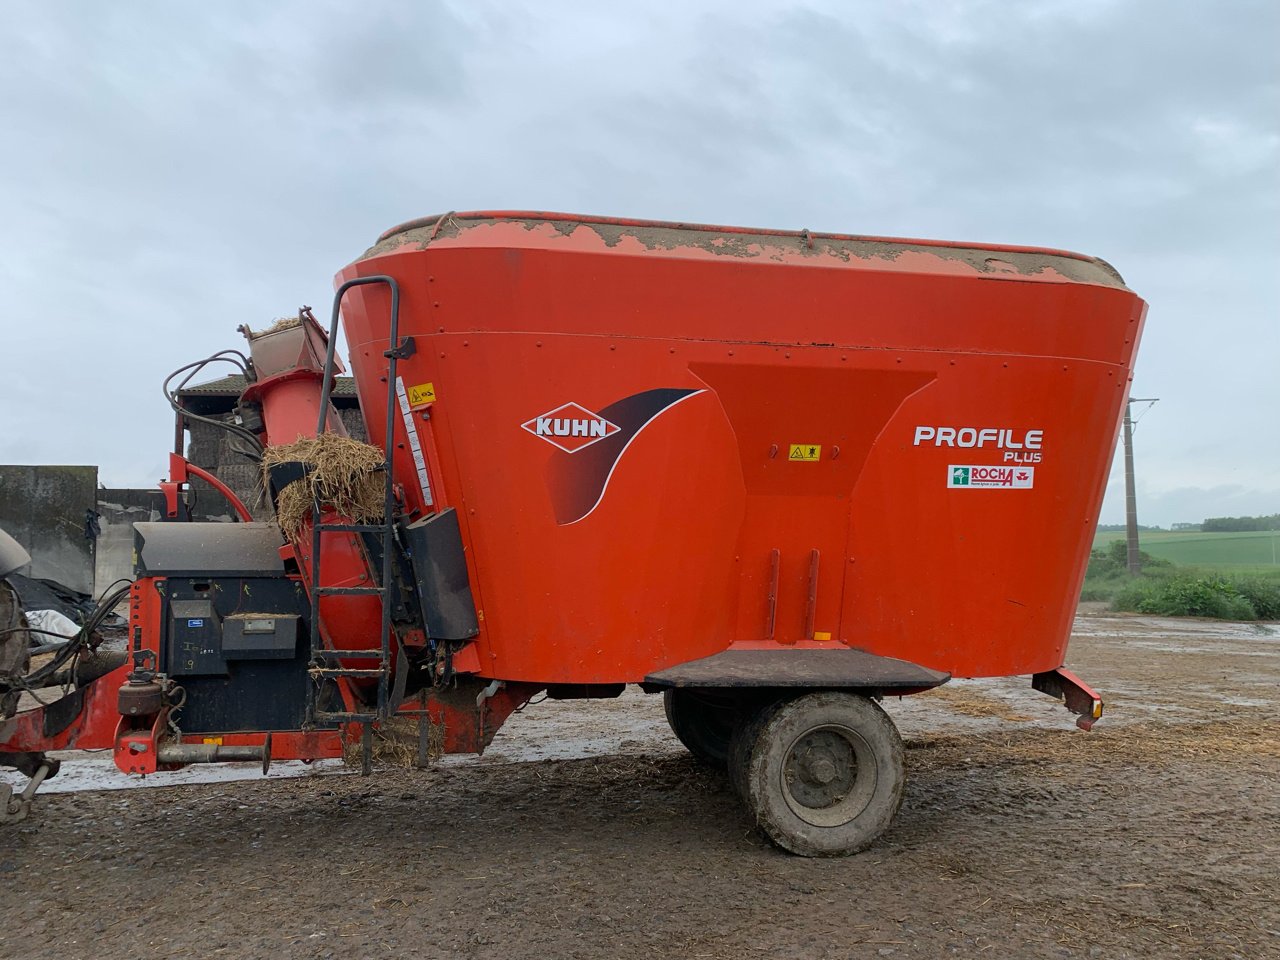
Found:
[187,618,205,628]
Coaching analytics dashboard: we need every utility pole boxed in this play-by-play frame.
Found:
[1123,397,1159,574]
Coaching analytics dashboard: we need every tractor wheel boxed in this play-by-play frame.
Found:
[727,697,782,798]
[736,691,904,857]
[663,689,741,768]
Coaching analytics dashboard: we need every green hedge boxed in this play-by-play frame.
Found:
[1109,572,1280,620]
[1079,540,1280,620]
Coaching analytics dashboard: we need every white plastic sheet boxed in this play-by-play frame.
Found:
[24,608,81,642]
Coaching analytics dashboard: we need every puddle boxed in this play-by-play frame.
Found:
[1072,615,1280,643]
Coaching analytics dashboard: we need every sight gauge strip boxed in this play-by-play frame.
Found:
[395,376,434,507]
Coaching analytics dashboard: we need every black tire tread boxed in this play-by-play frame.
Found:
[663,688,740,768]
[743,691,904,857]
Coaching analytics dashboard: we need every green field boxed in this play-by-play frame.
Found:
[1092,529,1280,571]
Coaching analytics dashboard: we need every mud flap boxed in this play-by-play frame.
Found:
[643,647,949,693]
[1033,667,1104,730]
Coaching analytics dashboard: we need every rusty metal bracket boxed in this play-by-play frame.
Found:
[384,335,417,361]
[0,761,51,825]
[766,549,780,640]
[1033,667,1104,731]
[804,549,820,639]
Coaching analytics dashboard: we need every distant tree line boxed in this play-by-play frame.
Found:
[1201,513,1280,532]
[1096,523,1163,532]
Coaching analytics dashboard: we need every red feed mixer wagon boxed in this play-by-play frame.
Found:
[0,212,1145,854]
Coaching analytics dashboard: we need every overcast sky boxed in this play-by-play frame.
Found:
[1,0,1276,526]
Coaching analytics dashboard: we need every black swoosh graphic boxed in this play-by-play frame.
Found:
[548,388,703,525]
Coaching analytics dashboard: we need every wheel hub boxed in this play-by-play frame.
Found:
[804,754,838,785]
[784,728,858,811]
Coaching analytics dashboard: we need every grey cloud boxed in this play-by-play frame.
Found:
[1101,478,1280,528]
[0,0,1276,533]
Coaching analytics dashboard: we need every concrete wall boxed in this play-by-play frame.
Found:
[1,402,370,596]
[0,465,98,595]
[95,488,164,588]
[94,483,280,588]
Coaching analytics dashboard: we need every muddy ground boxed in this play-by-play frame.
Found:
[1,610,1277,960]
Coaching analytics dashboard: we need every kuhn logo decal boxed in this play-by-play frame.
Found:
[948,465,1035,489]
[522,402,621,453]
[524,389,705,525]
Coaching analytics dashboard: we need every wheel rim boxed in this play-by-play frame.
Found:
[780,723,878,827]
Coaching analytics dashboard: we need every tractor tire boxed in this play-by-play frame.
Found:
[737,691,904,857]
[727,696,787,798]
[663,689,741,768]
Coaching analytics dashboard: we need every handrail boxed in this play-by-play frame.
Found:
[310,274,406,732]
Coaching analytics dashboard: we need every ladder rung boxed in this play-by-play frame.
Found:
[315,586,384,596]
[313,649,385,660]
[315,711,380,724]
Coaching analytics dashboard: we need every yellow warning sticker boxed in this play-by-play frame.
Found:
[788,444,822,462]
[407,381,437,408]
[201,737,224,746]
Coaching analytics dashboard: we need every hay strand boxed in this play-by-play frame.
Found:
[342,716,444,769]
[262,434,385,537]
[246,316,303,338]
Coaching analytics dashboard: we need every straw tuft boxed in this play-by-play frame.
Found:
[248,316,303,338]
[342,716,444,769]
[262,434,385,538]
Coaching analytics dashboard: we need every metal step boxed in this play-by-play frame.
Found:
[316,523,389,534]
[314,710,380,724]
[312,649,384,660]
[314,585,382,596]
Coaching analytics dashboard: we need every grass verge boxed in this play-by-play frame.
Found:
[1081,540,1280,620]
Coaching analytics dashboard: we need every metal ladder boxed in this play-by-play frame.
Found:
[302,275,413,774]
